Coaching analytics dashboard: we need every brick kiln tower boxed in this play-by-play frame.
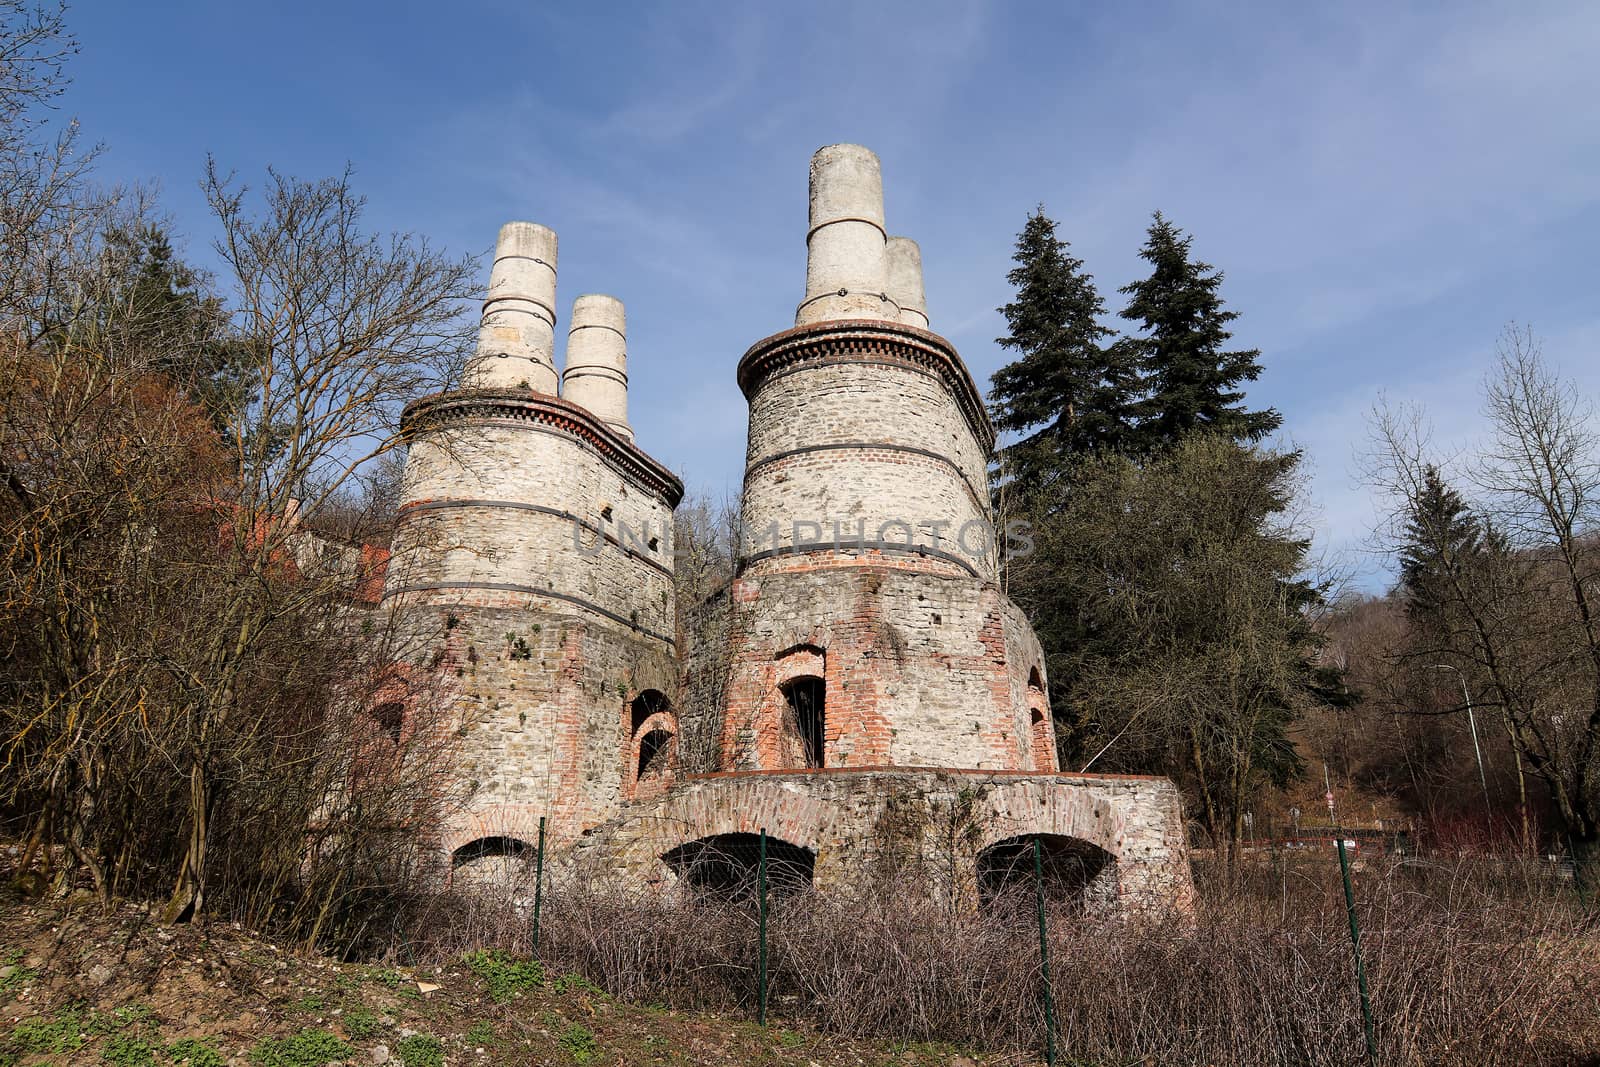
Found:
[716,144,1057,774]
[381,222,683,875]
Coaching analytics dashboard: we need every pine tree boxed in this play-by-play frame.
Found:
[1398,464,1484,621]
[1119,213,1279,451]
[84,224,255,430]
[989,208,1135,495]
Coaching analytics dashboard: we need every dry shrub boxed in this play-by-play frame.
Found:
[418,850,1599,1066]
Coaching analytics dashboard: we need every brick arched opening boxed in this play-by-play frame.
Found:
[771,644,826,769]
[781,676,826,768]
[370,700,405,744]
[627,689,677,798]
[976,833,1116,913]
[450,835,539,896]
[662,832,815,903]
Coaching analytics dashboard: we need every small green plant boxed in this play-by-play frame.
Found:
[247,1027,350,1067]
[290,992,324,1013]
[341,1004,382,1038]
[463,1019,498,1046]
[557,1022,599,1064]
[508,635,533,660]
[0,950,37,999]
[395,1033,444,1067]
[166,1038,227,1067]
[367,967,417,998]
[9,1010,85,1055]
[775,1029,806,1049]
[87,1003,154,1036]
[101,1034,159,1067]
[463,949,543,1003]
[551,973,604,998]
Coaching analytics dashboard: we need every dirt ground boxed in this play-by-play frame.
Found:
[0,898,1019,1066]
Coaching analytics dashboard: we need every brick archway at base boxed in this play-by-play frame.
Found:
[440,803,548,860]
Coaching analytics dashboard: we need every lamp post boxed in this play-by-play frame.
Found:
[1432,663,1491,817]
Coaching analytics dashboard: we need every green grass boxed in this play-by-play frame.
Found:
[100,1034,159,1067]
[88,1004,154,1035]
[0,951,37,1000]
[395,1033,444,1067]
[462,949,544,1003]
[7,1009,85,1055]
[246,1027,350,1067]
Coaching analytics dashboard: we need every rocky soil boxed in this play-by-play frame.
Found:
[0,898,1015,1066]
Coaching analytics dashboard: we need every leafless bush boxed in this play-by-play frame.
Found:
[418,850,1599,1065]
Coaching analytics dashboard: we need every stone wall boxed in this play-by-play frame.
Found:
[716,558,1053,772]
[382,388,683,857]
[565,767,1195,918]
[736,320,998,580]
[386,391,678,643]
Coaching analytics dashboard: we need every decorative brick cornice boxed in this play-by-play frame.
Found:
[737,320,996,454]
[401,389,684,507]
[684,766,1173,784]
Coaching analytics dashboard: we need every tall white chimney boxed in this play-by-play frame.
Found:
[466,221,559,392]
[561,294,631,440]
[796,144,895,326]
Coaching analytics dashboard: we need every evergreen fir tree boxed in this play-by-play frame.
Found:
[84,224,255,431]
[989,208,1135,495]
[1119,213,1280,451]
[1398,464,1483,620]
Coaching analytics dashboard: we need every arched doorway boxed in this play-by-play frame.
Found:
[628,689,677,793]
[450,836,539,901]
[780,676,825,768]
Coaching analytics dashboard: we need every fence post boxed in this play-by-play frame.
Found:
[1336,838,1377,1064]
[532,815,546,956]
[758,827,769,1026]
[1035,835,1056,1066]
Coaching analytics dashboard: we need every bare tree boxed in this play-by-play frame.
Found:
[151,161,477,920]
[1366,325,1600,869]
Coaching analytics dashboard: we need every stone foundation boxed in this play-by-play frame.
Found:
[565,767,1194,918]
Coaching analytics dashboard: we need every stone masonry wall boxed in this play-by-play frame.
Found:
[382,389,682,857]
[565,768,1195,918]
[736,321,998,581]
[741,360,994,579]
[391,597,679,855]
[717,557,1054,772]
[387,400,676,644]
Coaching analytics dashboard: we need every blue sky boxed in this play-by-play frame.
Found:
[65,1,1600,589]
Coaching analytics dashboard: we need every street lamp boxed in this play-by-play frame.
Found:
[1431,663,1492,816]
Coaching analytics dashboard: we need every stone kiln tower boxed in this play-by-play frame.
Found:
[381,222,683,871]
[568,146,1194,915]
[381,147,1194,916]
[720,144,1057,773]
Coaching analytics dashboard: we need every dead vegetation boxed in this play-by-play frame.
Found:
[405,850,1599,1067]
